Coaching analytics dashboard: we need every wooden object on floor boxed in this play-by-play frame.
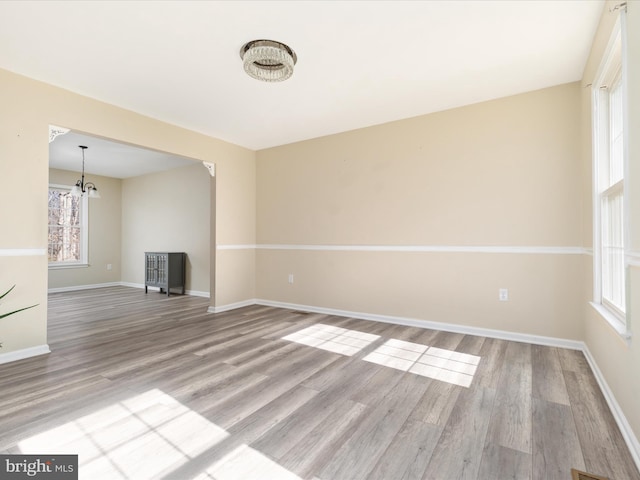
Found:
[571,468,609,480]
[144,251,185,296]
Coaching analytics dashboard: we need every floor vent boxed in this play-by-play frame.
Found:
[291,310,312,315]
[571,468,609,480]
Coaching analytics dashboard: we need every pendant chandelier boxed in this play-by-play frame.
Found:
[70,145,100,198]
[240,39,297,82]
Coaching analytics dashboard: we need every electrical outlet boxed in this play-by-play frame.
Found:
[499,288,509,301]
[107,264,112,271]
[288,274,294,284]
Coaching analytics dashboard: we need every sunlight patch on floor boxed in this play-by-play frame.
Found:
[18,389,229,479]
[282,323,380,356]
[363,338,481,387]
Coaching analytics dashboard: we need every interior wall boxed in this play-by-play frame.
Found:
[121,163,210,294]
[215,150,257,306]
[581,0,640,450]
[0,68,256,357]
[256,82,584,340]
[48,168,122,290]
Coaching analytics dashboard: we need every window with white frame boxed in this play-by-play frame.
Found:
[593,15,627,331]
[48,185,88,266]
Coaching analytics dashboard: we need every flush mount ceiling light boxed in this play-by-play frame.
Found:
[240,39,297,82]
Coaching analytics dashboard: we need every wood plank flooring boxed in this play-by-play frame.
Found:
[0,286,638,480]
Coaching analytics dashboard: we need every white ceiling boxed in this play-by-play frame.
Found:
[1,1,604,152]
[49,131,196,179]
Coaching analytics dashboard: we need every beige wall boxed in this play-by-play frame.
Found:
[48,168,122,289]
[0,256,48,352]
[581,0,640,447]
[121,163,210,294]
[257,250,583,339]
[0,68,256,356]
[215,144,257,306]
[258,83,581,247]
[256,82,583,340]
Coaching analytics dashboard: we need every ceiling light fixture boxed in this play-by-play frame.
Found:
[240,39,297,82]
[70,145,100,199]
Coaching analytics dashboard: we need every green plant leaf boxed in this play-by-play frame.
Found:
[0,304,38,320]
[0,285,16,300]
[1,286,39,348]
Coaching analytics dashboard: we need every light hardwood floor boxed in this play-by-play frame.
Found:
[1,286,638,480]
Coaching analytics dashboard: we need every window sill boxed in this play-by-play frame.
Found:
[48,263,89,270]
[589,302,631,341]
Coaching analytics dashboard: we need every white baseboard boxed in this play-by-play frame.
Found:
[208,299,257,314]
[582,345,640,471]
[52,282,209,298]
[254,298,583,350]
[0,344,50,365]
[133,283,210,298]
[48,282,121,294]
